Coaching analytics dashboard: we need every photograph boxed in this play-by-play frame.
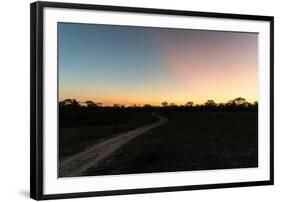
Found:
[58,22,259,178]
[30,1,274,199]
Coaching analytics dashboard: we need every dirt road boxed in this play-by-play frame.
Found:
[59,112,167,177]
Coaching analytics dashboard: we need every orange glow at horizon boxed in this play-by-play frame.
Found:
[59,91,258,106]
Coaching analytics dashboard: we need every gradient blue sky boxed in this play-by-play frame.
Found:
[58,23,258,106]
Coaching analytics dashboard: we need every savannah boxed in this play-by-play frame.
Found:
[59,98,258,177]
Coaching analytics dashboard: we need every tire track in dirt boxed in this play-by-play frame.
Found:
[59,113,167,177]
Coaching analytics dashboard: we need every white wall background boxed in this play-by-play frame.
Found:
[0,0,279,201]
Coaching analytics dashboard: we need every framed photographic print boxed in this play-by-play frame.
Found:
[30,1,274,200]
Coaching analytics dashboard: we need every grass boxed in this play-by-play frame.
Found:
[59,111,158,160]
[83,111,258,176]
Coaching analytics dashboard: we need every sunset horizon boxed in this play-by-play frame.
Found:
[59,96,258,107]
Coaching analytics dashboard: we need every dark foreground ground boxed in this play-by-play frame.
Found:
[59,111,158,160]
[82,111,258,176]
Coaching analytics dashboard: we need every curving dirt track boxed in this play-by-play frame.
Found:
[59,112,167,177]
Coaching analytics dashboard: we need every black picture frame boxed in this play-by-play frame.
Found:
[30,1,274,200]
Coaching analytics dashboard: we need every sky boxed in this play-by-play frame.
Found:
[58,22,258,106]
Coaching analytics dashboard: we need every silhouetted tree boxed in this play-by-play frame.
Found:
[185,101,194,107]
[62,99,78,105]
[85,100,99,108]
[60,99,80,108]
[113,103,122,108]
[234,97,246,105]
[161,101,168,107]
[205,100,216,107]
[217,103,225,107]
[251,101,258,110]
[227,97,247,106]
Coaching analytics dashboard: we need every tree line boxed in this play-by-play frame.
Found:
[59,97,258,111]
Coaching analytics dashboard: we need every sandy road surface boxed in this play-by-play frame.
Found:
[59,113,167,177]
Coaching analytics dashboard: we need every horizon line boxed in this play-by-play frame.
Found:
[59,97,258,107]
